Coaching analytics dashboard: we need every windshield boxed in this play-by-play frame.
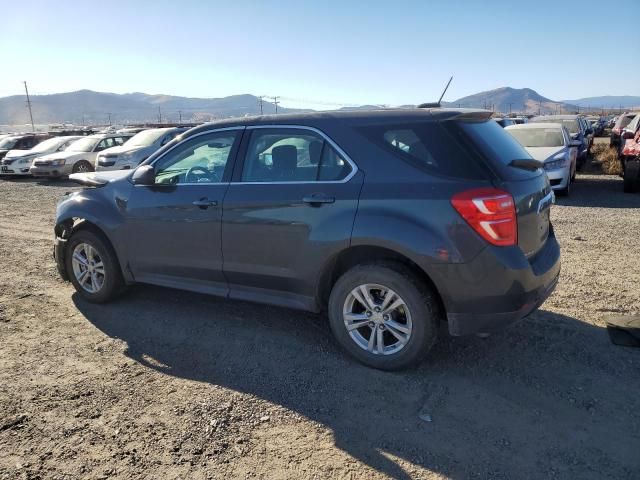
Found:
[626,115,640,132]
[127,129,168,147]
[532,117,580,134]
[30,137,67,153]
[0,137,19,150]
[507,128,564,148]
[66,137,99,152]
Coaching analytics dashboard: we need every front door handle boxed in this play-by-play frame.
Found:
[192,198,218,209]
[302,194,335,205]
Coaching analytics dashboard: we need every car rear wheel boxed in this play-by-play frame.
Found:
[73,160,94,174]
[328,263,439,370]
[65,230,124,303]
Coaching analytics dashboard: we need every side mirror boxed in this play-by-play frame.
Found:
[131,164,155,185]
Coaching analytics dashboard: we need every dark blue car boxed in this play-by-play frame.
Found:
[53,108,560,370]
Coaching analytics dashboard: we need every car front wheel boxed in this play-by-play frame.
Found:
[328,263,439,370]
[65,230,124,303]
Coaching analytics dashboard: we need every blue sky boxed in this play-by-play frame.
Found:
[1,0,638,108]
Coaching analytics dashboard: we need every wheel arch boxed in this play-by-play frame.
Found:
[316,245,446,319]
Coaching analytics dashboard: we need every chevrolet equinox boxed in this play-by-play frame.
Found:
[53,109,560,370]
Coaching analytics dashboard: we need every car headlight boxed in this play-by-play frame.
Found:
[50,159,66,166]
[18,157,34,164]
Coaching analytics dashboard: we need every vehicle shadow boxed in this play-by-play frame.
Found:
[0,176,77,188]
[556,174,640,209]
[73,287,640,479]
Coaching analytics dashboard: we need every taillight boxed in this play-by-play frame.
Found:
[451,188,517,246]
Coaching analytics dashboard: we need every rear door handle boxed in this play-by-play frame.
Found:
[302,194,335,205]
[192,198,218,209]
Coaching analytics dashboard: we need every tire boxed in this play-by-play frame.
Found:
[623,161,639,194]
[65,230,125,303]
[327,263,439,370]
[72,160,94,174]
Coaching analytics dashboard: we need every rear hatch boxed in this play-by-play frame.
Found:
[453,119,553,257]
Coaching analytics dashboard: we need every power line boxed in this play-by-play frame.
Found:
[23,81,35,132]
[272,96,280,114]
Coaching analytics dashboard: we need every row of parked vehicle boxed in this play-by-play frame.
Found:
[494,114,598,197]
[0,127,188,177]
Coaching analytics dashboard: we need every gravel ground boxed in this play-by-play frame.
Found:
[0,158,639,479]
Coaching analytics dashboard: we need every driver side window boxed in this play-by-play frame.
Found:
[153,131,239,185]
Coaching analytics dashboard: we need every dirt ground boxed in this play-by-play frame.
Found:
[1,148,639,479]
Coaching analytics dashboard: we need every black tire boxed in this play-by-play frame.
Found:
[65,230,125,303]
[72,160,94,174]
[328,263,439,370]
[623,161,639,194]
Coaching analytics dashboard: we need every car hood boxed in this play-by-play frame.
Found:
[68,169,133,187]
[524,146,566,162]
[37,151,84,161]
[5,149,37,159]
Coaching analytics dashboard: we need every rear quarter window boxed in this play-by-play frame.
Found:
[358,121,487,180]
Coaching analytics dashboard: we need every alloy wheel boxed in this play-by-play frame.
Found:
[342,283,412,355]
[71,242,105,293]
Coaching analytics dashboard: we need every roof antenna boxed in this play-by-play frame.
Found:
[418,76,453,109]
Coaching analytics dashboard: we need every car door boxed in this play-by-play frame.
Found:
[222,126,363,310]
[125,128,243,296]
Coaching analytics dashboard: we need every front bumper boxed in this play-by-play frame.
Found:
[0,162,32,175]
[431,228,561,336]
[53,236,69,281]
[30,166,65,177]
[545,167,570,190]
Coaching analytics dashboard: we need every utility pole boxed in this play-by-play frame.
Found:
[258,96,264,115]
[158,106,162,124]
[107,113,112,126]
[508,103,512,115]
[178,110,183,123]
[23,81,35,132]
[272,96,280,114]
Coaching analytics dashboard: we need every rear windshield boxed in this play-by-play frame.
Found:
[358,121,487,179]
[507,127,565,148]
[616,115,635,129]
[455,120,539,180]
[531,117,580,134]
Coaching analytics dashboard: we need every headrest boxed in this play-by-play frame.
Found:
[272,145,297,172]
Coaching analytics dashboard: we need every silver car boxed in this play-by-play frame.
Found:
[96,127,186,171]
[505,123,580,196]
[0,136,81,176]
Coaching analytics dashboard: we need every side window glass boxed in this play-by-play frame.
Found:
[154,132,238,185]
[113,137,125,146]
[95,138,114,151]
[241,129,351,182]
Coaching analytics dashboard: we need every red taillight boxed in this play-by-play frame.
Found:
[451,188,517,247]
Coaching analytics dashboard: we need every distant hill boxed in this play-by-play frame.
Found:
[0,90,304,125]
[561,96,640,109]
[446,87,578,115]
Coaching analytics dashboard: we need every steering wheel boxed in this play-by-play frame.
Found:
[185,165,217,183]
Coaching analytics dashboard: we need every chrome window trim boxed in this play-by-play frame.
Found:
[235,124,358,185]
[135,126,245,187]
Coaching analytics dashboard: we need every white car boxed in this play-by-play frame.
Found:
[96,127,186,171]
[30,133,133,178]
[505,123,580,196]
[0,136,82,176]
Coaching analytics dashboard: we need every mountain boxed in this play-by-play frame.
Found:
[561,96,640,109]
[0,90,304,126]
[447,87,578,115]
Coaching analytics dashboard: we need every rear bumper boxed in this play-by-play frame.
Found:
[430,228,561,336]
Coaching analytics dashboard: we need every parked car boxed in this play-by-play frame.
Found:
[30,133,133,178]
[494,118,515,128]
[505,123,579,196]
[96,127,187,171]
[53,108,560,370]
[0,136,81,175]
[618,113,640,157]
[610,112,638,148]
[620,118,640,193]
[530,115,591,166]
[0,133,51,161]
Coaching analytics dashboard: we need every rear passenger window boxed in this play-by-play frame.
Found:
[359,122,486,179]
[242,129,352,182]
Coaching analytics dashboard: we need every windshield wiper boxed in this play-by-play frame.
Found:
[508,159,543,171]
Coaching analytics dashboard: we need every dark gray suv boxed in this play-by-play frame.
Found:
[53,109,560,370]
